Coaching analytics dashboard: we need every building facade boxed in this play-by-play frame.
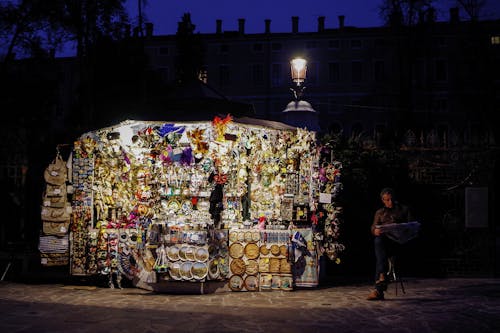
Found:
[142,10,500,146]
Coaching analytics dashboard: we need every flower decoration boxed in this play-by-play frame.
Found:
[212,114,232,142]
[82,136,97,155]
[187,128,209,155]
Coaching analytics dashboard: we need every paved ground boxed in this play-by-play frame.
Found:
[1,277,500,333]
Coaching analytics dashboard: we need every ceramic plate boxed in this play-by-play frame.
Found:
[167,245,180,261]
[194,247,209,262]
[180,261,193,280]
[208,259,219,279]
[169,261,181,280]
[229,242,244,259]
[229,275,243,291]
[244,243,260,260]
[191,262,208,280]
[244,275,259,291]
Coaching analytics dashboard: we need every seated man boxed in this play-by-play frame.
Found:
[367,187,413,301]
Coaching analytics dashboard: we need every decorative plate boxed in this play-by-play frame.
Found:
[166,199,180,212]
[191,262,208,280]
[280,258,292,273]
[269,258,281,273]
[271,275,281,290]
[229,242,244,259]
[169,261,181,280]
[196,200,209,211]
[244,275,259,291]
[280,245,288,257]
[258,258,269,272]
[218,258,229,277]
[236,232,245,242]
[208,259,219,279]
[229,275,243,291]
[184,246,195,261]
[166,245,180,261]
[245,259,259,275]
[270,244,280,256]
[228,231,238,243]
[251,231,261,242]
[259,274,272,290]
[244,243,259,260]
[181,200,193,214]
[180,261,193,280]
[229,258,246,275]
[194,247,209,262]
[244,231,253,243]
[260,245,269,256]
[178,246,188,261]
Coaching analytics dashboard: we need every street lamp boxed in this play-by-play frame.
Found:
[282,56,319,132]
[290,57,307,100]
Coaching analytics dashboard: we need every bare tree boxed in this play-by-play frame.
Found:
[0,0,68,63]
[379,0,436,26]
[455,0,487,20]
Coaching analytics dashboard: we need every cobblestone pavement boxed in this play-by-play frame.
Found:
[1,277,500,333]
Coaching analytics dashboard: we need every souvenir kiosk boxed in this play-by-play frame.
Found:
[38,115,344,292]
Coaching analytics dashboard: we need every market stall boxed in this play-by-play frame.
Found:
[38,115,345,292]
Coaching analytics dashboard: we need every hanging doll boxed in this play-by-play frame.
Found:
[208,171,227,229]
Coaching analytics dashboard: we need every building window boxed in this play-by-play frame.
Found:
[351,61,363,82]
[351,40,362,49]
[253,43,263,52]
[435,98,448,112]
[219,44,229,54]
[271,43,282,52]
[328,62,340,82]
[374,60,385,82]
[435,59,447,81]
[271,63,283,87]
[491,36,500,45]
[329,40,340,49]
[219,65,230,86]
[158,67,169,82]
[251,63,264,86]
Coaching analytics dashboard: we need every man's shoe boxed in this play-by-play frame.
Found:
[366,289,384,301]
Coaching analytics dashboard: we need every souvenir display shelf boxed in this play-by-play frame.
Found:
[38,116,345,292]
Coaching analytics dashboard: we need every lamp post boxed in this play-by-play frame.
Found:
[290,57,307,100]
[282,57,319,132]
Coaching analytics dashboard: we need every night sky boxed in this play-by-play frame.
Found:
[128,0,500,35]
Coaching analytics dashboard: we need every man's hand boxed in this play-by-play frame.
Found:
[373,228,382,236]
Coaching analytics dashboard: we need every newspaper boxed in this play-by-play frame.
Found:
[376,221,421,244]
